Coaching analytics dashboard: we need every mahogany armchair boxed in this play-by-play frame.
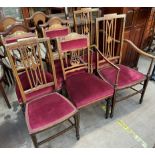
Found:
[57,33,119,120]
[94,13,155,118]
[5,37,79,147]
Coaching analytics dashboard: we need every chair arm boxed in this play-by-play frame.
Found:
[90,44,120,70]
[90,44,120,88]
[123,39,155,60]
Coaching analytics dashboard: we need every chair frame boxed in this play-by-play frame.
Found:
[5,37,80,147]
[95,13,155,118]
[57,33,119,118]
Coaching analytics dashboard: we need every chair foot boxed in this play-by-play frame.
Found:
[0,82,11,109]
[31,134,38,148]
[110,113,113,118]
[74,113,80,141]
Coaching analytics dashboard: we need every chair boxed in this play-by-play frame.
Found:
[5,37,79,147]
[0,16,21,32]
[95,13,155,118]
[40,17,71,90]
[0,62,11,108]
[73,8,100,72]
[26,11,51,38]
[0,23,37,85]
[57,33,119,119]
[73,8,100,45]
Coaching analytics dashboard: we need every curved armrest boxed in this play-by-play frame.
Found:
[90,44,120,70]
[90,44,120,87]
[124,39,155,60]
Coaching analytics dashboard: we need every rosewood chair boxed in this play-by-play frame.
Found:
[40,17,71,90]
[94,13,155,118]
[57,33,119,119]
[5,37,79,147]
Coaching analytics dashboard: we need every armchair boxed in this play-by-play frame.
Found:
[95,13,155,118]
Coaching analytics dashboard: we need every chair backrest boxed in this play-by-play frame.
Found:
[5,38,57,103]
[41,17,70,39]
[0,16,21,32]
[1,23,36,44]
[26,11,50,27]
[57,33,90,80]
[73,8,100,45]
[96,13,126,68]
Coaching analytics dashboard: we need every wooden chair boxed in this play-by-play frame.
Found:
[147,11,155,52]
[57,33,119,119]
[0,23,37,85]
[73,8,100,45]
[0,62,11,108]
[26,11,51,38]
[5,37,79,147]
[94,13,155,118]
[73,8,100,73]
[40,17,71,90]
[0,16,22,32]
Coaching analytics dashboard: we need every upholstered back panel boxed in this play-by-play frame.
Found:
[45,27,69,39]
[59,33,88,53]
[57,33,90,79]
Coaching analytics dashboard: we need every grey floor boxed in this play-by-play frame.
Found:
[0,56,155,148]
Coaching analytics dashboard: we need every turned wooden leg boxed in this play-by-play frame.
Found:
[30,134,38,148]
[139,79,149,104]
[105,98,111,119]
[74,113,80,140]
[110,90,117,118]
[0,82,11,109]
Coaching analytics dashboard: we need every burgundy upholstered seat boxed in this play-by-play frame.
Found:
[25,92,77,134]
[16,71,54,103]
[99,64,146,89]
[65,71,114,109]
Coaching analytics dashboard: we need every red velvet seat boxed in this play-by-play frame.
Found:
[16,71,54,103]
[66,71,114,109]
[99,64,146,89]
[25,92,77,134]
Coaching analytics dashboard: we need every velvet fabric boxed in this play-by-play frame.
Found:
[45,28,69,39]
[99,64,146,89]
[16,70,54,103]
[25,92,77,134]
[65,71,114,109]
[60,38,88,53]
[5,33,35,44]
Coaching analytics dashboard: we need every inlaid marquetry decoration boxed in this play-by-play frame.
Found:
[57,33,90,79]
[96,14,126,65]
[5,38,57,103]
